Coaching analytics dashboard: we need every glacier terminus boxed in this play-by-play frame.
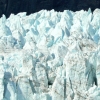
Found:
[0,8,100,100]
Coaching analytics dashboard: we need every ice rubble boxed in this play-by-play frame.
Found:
[0,8,100,100]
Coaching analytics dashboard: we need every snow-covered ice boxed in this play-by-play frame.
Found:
[0,8,100,100]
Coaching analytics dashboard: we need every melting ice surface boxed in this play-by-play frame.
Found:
[0,8,100,100]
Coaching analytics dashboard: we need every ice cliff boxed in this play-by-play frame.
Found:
[0,8,100,100]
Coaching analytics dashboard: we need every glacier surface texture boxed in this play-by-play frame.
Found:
[0,9,100,100]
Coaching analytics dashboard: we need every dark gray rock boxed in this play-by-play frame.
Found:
[0,0,100,17]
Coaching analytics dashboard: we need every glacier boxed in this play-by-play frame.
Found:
[0,8,100,100]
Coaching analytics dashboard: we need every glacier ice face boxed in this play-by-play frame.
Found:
[0,9,100,100]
